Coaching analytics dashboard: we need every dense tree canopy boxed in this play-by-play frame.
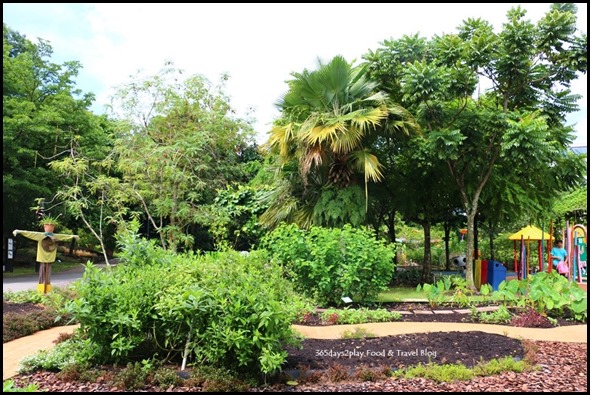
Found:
[364,4,587,287]
[3,24,112,237]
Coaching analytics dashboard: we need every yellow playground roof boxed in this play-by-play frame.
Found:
[508,225,551,241]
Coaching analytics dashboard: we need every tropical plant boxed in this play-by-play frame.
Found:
[493,271,587,321]
[262,55,419,227]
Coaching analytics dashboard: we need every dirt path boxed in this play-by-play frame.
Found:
[293,322,588,342]
[3,324,79,380]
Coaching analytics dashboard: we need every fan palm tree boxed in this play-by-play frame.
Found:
[266,55,419,222]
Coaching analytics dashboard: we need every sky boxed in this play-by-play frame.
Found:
[3,3,587,146]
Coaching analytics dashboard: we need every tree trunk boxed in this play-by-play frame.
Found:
[489,221,495,261]
[474,213,479,260]
[443,222,451,271]
[421,220,432,283]
[387,210,398,264]
[465,209,476,290]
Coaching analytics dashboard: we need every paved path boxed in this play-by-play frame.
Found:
[293,322,588,343]
[3,263,114,292]
[3,325,79,380]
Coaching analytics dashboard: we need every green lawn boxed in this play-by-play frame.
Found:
[376,286,489,303]
[375,287,427,302]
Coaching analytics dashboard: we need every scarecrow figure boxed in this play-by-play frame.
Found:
[13,219,79,293]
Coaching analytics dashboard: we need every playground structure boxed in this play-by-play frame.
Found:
[508,223,587,285]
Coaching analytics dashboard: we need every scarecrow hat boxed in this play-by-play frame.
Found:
[41,235,57,253]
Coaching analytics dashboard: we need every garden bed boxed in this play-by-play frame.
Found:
[296,303,583,328]
[9,340,587,392]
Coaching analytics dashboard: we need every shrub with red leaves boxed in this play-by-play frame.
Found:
[510,309,554,328]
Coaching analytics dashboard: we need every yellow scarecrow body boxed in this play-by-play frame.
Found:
[12,230,79,293]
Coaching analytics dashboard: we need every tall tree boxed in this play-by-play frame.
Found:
[263,55,419,228]
[3,24,110,238]
[110,66,255,252]
[365,4,586,288]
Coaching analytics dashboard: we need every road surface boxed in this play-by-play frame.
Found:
[3,263,113,292]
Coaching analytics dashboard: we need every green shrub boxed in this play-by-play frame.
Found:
[320,308,401,324]
[417,275,473,308]
[493,271,587,322]
[114,362,147,390]
[19,336,98,373]
[153,367,182,388]
[66,233,305,376]
[477,306,512,324]
[261,223,395,306]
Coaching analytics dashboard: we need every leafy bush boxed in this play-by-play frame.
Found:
[66,233,305,376]
[417,275,473,308]
[153,367,182,388]
[390,268,421,287]
[113,362,148,391]
[189,365,250,392]
[261,223,395,306]
[476,306,512,324]
[510,309,554,328]
[320,308,401,324]
[493,271,587,322]
[19,336,99,373]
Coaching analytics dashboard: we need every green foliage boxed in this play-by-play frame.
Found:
[417,275,473,308]
[553,186,587,220]
[3,24,113,237]
[473,356,527,375]
[3,380,38,393]
[493,271,587,322]
[341,327,378,339]
[394,362,474,382]
[113,362,148,391]
[189,365,251,392]
[320,308,402,325]
[207,184,270,250]
[390,268,422,287]
[152,367,182,388]
[111,65,256,252]
[3,290,45,305]
[475,306,512,324]
[262,223,395,306]
[263,55,419,227]
[394,357,527,382]
[19,336,98,373]
[65,234,304,375]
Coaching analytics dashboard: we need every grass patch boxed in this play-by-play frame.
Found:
[320,307,402,325]
[393,356,529,382]
[341,327,377,339]
[375,287,426,302]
